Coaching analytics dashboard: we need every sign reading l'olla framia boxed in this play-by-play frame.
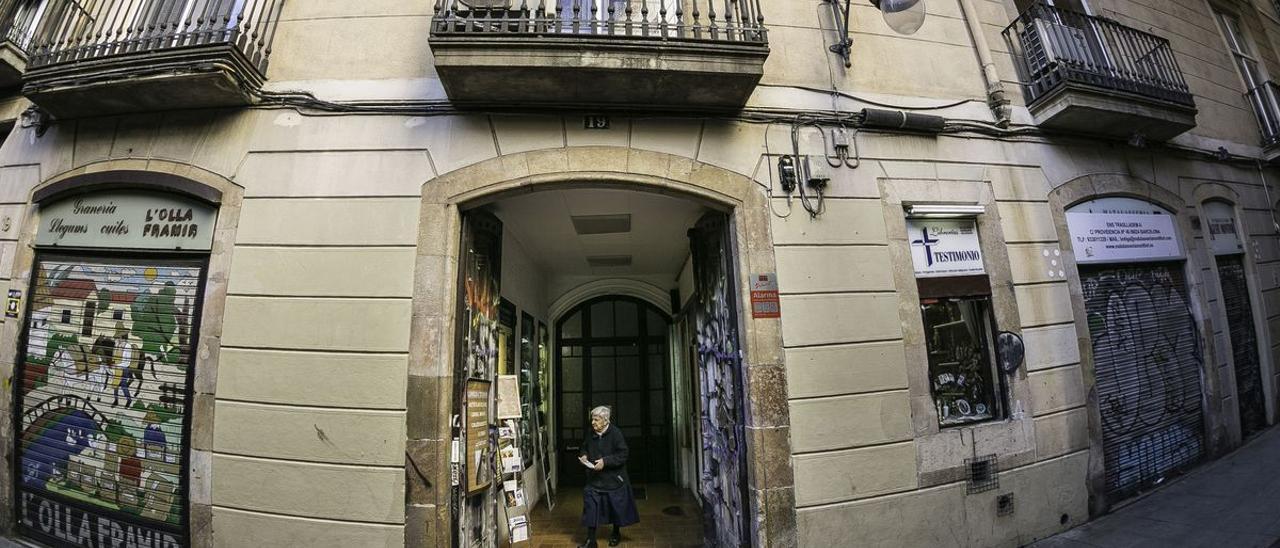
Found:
[36,192,217,251]
[907,218,986,278]
[1066,212,1183,264]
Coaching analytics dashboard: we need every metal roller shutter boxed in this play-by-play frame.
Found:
[1216,255,1267,438]
[1080,262,1205,502]
[15,254,205,548]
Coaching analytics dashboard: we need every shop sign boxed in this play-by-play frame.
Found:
[465,379,493,496]
[18,491,182,548]
[1203,201,1243,256]
[1066,212,1182,264]
[750,273,780,318]
[907,219,985,278]
[36,192,217,251]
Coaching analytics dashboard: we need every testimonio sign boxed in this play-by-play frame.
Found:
[35,191,217,251]
[1066,211,1183,264]
[907,218,986,278]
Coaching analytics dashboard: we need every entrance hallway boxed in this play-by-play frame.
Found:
[1032,426,1280,548]
[527,484,702,547]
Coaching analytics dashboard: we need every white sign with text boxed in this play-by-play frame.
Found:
[1066,212,1182,264]
[36,192,217,251]
[907,218,986,278]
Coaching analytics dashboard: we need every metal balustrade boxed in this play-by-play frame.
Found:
[1003,1,1193,108]
[0,0,48,53]
[20,0,285,73]
[431,0,768,46]
[1246,81,1280,148]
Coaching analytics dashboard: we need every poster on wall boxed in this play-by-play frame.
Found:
[465,379,493,496]
[1066,211,1183,264]
[907,218,986,278]
[1203,201,1243,256]
[496,375,522,419]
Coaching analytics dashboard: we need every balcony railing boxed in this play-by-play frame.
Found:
[431,0,768,46]
[1003,2,1193,108]
[23,0,285,73]
[0,0,46,53]
[1246,81,1280,148]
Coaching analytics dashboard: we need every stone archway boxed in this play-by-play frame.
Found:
[548,278,674,321]
[1047,173,1221,515]
[404,147,796,548]
[0,159,244,546]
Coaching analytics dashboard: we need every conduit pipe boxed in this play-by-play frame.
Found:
[958,0,1013,127]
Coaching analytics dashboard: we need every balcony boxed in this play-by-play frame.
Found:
[429,0,770,110]
[1246,81,1280,161]
[1003,2,1197,141]
[20,0,285,118]
[0,0,43,88]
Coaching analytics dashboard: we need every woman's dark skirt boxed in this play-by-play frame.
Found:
[581,484,640,528]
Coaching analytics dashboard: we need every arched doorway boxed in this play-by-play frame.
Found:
[410,147,796,547]
[554,296,672,487]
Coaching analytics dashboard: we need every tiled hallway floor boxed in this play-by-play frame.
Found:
[524,483,703,547]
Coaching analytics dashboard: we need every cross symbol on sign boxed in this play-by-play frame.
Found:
[911,227,940,266]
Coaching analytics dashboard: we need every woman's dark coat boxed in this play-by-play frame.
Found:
[580,425,640,528]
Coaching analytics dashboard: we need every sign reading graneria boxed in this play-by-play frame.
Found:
[35,192,217,251]
[908,218,986,278]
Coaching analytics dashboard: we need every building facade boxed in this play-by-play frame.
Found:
[0,0,1275,547]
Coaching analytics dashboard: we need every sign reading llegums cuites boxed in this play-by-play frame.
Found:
[36,192,217,251]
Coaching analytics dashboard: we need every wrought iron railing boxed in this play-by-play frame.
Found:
[431,0,768,46]
[1246,81,1280,148]
[1003,2,1193,107]
[22,0,286,73]
[0,0,48,53]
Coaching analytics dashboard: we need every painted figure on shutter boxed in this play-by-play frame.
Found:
[17,262,199,527]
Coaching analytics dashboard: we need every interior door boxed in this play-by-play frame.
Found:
[556,298,671,487]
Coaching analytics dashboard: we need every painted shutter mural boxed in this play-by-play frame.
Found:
[16,255,204,548]
[688,212,749,547]
[1216,255,1266,438]
[1081,263,1205,502]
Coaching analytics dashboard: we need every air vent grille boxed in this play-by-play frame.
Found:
[587,255,632,267]
[966,454,999,494]
[572,214,632,235]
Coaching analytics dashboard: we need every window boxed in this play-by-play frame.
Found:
[81,301,95,336]
[1217,10,1280,145]
[908,216,1006,427]
[60,309,71,324]
[921,296,1003,426]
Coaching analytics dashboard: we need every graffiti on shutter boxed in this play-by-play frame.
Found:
[1216,255,1266,438]
[1081,264,1205,501]
[16,256,203,548]
[688,212,749,546]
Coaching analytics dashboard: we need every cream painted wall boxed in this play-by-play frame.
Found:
[0,2,1275,544]
[0,97,1278,545]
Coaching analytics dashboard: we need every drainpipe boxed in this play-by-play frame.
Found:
[958,0,1013,127]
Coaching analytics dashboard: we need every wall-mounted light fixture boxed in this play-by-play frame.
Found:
[826,0,928,67]
[905,204,986,218]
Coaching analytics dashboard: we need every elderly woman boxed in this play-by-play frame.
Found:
[577,405,639,547]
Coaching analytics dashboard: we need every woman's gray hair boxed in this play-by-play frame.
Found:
[590,405,611,421]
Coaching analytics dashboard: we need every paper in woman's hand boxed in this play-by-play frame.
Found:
[579,455,595,469]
